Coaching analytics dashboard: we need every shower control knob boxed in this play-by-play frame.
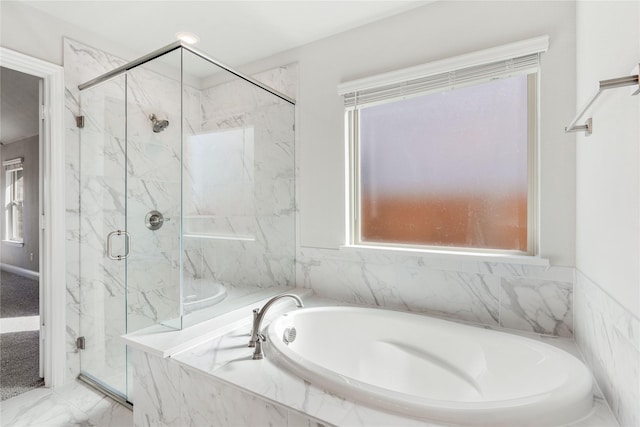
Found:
[145,210,167,231]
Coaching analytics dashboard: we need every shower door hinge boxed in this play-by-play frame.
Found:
[75,116,85,128]
[76,336,86,350]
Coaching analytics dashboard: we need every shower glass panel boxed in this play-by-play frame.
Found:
[79,74,127,396]
[180,49,296,328]
[125,48,182,336]
[78,41,295,402]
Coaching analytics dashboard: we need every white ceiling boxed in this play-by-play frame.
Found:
[22,1,430,67]
[1,67,41,145]
[4,1,429,143]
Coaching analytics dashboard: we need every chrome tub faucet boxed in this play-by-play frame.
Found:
[248,294,303,360]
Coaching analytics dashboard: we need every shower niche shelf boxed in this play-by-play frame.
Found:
[183,233,256,242]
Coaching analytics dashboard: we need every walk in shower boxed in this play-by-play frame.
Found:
[77,41,295,403]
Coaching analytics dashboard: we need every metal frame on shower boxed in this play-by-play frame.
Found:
[78,40,295,105]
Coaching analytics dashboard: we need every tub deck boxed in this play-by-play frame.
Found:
[129,295,619,427]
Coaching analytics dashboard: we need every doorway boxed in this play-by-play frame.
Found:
[0,47,66,390]
[0,66,43,400]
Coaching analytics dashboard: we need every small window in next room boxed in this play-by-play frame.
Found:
[3,157,25,244]
[340,38,547,255]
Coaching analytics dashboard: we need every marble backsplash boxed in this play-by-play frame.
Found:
[297,247,575,337]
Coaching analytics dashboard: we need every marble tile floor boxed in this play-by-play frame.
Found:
[0,380,132,427]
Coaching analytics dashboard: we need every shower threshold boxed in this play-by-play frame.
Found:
[78,373,133,411]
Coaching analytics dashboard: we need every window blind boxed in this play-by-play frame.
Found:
[343,53,540,109]
[3,157,24,171]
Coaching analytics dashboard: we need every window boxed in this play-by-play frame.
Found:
[4,157,24,243]
[341,38,547,254]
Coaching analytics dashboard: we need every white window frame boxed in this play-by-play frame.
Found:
[4,157,25,244]
[339,36,548,256]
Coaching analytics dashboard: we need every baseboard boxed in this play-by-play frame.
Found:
[0,263,40,280]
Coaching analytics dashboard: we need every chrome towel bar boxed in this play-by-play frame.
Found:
[565,65,639,136]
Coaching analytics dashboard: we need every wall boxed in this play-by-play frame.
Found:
[0,135,40,272]
[3,0,580,387]
[0,1,141,67]
[575,0,640,320]
[240,1,577,267]
[234,1,578,338]
[574,2,640,426]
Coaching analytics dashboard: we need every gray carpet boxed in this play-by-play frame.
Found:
[0,270,43,400]
[1,270,40,318]
[0,331,44,400]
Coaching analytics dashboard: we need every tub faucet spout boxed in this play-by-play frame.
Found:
[248,294,303,360]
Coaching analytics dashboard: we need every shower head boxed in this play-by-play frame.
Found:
[149,113,169,133]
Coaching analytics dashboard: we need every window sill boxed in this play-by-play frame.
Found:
[2,240,24,247]
[340,244,550,267]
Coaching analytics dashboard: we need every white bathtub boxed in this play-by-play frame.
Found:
[266,307,593,426]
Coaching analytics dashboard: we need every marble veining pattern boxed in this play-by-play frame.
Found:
[0,380,132,427]
[500,277,573,338]
[132,351,181,427]
[575,270,639,427]
[180,60,296,330]
[132,346,324,427]
[297,247,574,337]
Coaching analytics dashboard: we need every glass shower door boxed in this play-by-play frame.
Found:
[77,47,184,403]
[78,74,128,398]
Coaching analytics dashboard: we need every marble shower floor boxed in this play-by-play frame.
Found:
[0,380,132,427]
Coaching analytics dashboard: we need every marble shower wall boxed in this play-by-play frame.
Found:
[297,247,575,337]
[182,62,297,313]
[575,270,640,427]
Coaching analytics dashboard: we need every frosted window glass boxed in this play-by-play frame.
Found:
[358,75,529,251]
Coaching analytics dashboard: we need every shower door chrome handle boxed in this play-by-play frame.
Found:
[107,230,131,261]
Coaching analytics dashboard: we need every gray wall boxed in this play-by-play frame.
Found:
[574,2,640,426]
[0,135,40,272]
[238,1,577,266]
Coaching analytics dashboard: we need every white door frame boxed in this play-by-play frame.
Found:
[0,47,66,388]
